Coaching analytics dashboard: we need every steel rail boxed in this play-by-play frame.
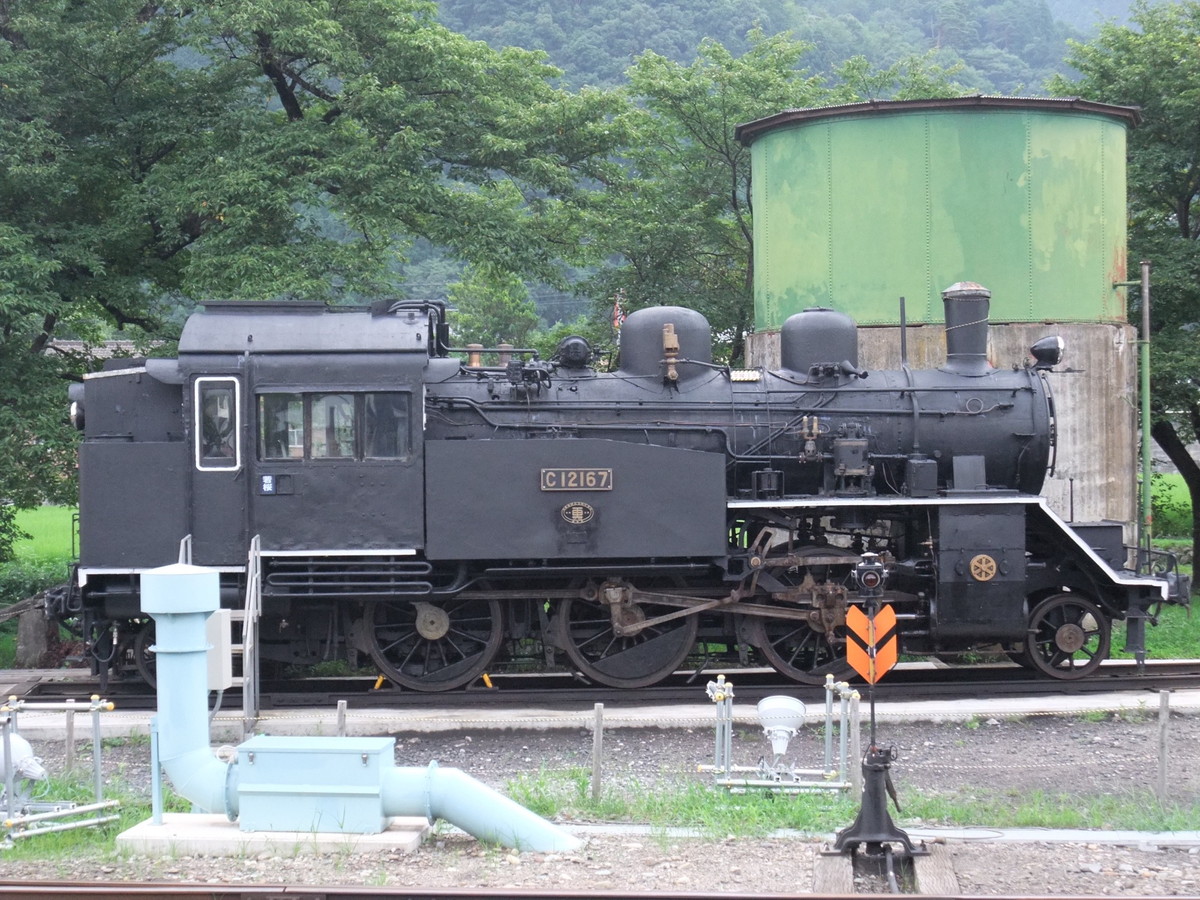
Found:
[12,660,1200,713]
[0,884,1121,900]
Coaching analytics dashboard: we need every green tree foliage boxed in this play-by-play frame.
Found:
[439,0,1083,95]
[1050,0,1200,561]
[581,32,965,364]
[1045,0,1141,29]
[448,265,542,349]
[0,350,77,562]
[581,33,830,364]
[438,0,795,89]
[0,0,627,559]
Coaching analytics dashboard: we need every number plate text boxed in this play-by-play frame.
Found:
[540,468,613,491]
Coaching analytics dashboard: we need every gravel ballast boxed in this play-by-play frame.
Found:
[2,704,1200,894]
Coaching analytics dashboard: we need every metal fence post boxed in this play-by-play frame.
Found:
[151,716,163,826]
[591,702,604,802]
[824,675,834,772]
[2,717,15,822]
[91,697,103,804]
[64,699,76,771]
[849,692,862,795]
[1157,691,1170,805]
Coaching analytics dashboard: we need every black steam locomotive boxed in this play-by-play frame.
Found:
[57,282,1189,690]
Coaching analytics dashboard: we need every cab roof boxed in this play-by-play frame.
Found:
[178,302,432,355]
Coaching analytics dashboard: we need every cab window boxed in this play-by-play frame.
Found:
[256,392,411,461]
[364,393,411,459]
[258,394,303,460]
[311,394,355,459]
[195,377,241,471]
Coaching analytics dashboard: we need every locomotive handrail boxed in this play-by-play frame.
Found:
[901,363,922,451]
[729,494,1041,508]
[241,535,262,735]
[448,346,540,356]
[429,381,1040,399]
[1137,545,1183,575]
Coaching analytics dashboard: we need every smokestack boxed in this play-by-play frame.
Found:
[941,282,992,376]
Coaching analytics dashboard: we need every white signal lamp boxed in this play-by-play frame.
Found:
[756,695,806,757]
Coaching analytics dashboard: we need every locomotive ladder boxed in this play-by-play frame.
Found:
[240,535,262,734]
[173,533,259,734]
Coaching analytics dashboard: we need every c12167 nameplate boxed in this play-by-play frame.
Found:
[540,468,613,491]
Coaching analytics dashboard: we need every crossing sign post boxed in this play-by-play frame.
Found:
[845,602,898,686]
[830,553,925,858]
[842,554,896,751]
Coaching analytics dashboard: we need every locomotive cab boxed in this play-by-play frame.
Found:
[179,302,431,560]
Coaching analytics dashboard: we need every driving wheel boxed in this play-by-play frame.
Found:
[133,620,157,688]
[752,614,852,684]
[561,592,698,689]
[367,597,504,691]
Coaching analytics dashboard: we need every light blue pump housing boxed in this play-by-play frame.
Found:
[141,564,580,851]
[237,735,395,833]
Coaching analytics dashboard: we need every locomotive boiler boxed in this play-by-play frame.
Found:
[58,282,1188,691]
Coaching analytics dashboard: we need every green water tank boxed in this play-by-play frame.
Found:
[735,97,1139,329]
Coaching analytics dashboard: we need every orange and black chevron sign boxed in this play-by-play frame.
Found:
[845,604,898,684]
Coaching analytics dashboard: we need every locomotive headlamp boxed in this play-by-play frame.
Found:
[554,335,593,369]
[1029,335,1065,369]
[68,383,86,431]
[855,552,886,597]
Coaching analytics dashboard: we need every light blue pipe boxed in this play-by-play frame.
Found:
[141,564,237,819]
[382,761,581,852]
[140,564,579,852]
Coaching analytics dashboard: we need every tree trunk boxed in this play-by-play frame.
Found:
[1150,419,1200,579]
[15,607,52,668]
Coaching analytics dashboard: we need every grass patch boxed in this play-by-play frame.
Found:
[505,769,1200,839]
[0,557,72,606]
[2,733,1197,862]
[903,786,1198,832]
[0,767,186,861]
[1151,473,1193,540]
[11,506,77,562]
[1,507,77,667]
[0,556,76,668]
[506,767,856,837]
[1112,602,1200,661]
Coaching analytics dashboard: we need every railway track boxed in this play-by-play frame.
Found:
[0,887,855,899]
[12,659,1200,711]
[0,884,1156,900]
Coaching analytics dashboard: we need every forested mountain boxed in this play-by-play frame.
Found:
[1045,0,1142,26]
[438,0,792,87]
[437,0,1094,94]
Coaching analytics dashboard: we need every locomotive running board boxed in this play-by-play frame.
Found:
[728,494,1168,599]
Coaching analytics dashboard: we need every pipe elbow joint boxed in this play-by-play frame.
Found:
[161,747,238,820]
[381,761,581,853]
